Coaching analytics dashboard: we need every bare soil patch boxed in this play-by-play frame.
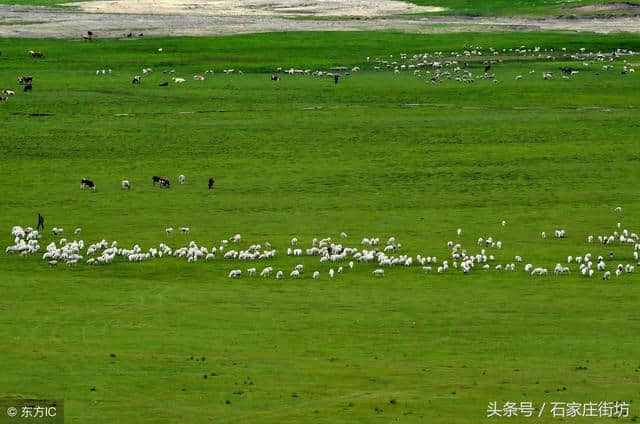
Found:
[567,1,640,12]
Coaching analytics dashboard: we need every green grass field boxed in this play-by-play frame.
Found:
[1,32,640,423]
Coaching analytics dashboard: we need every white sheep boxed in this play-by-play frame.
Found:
[121,180,130,190]
[166,227,173,235]
[313,271,320,279]
[178,175,185,185]
[247,267,256,276]
[228,269,241,278]
[372,269,384,277]
[180,227,190,234]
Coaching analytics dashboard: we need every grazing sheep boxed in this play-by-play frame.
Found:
[372,269,384,277]
[74,228,82,235]
[121,180,130,190]
[166,227,173,235]
[313,271,320,279]
[276,270,283,279]
[247,268,256,276]
[228,269,241,279]
[290,269,300,279]
[329,268,335,278]
[178,175,185,185]
[180,227,190,235]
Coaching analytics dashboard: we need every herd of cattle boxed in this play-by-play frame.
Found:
[80,175,215,191]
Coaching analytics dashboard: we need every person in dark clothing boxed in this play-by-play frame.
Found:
[208,177,215,190]
[37,213,45,230]
[334,74,339,85]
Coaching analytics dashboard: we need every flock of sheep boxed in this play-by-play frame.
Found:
[3,44,636,104]
[364,45,636,84]
[5,207,638,280]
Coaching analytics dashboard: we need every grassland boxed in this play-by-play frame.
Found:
[1,32,640,423]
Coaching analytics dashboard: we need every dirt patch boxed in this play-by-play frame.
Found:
[64,0,447,17]
[567,1,640,12]
[2,4,640,38]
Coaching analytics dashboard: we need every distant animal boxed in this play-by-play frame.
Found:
[153,176,170,187]
[132,75,141,84]
[484,64,492,73]
[82,31,93,41]
[334,74,339,84]
[178,174,185,185]
[208,177,214,189]
[561,67,574,75]
[3,90,15,96]
[28,50,44,58]
[0,96,7,102]
[121,180,130,190]
[126,32,133,38]
[23,84,32,93]
[271,75,280,81]
[80,178,96,190]
[159,82,169,87]
[18,76,33,85]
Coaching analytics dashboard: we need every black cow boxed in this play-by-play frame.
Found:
[132,76,141,84]
[81,178,96,190]
[152,176,170,188]
[208,177,215,189]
